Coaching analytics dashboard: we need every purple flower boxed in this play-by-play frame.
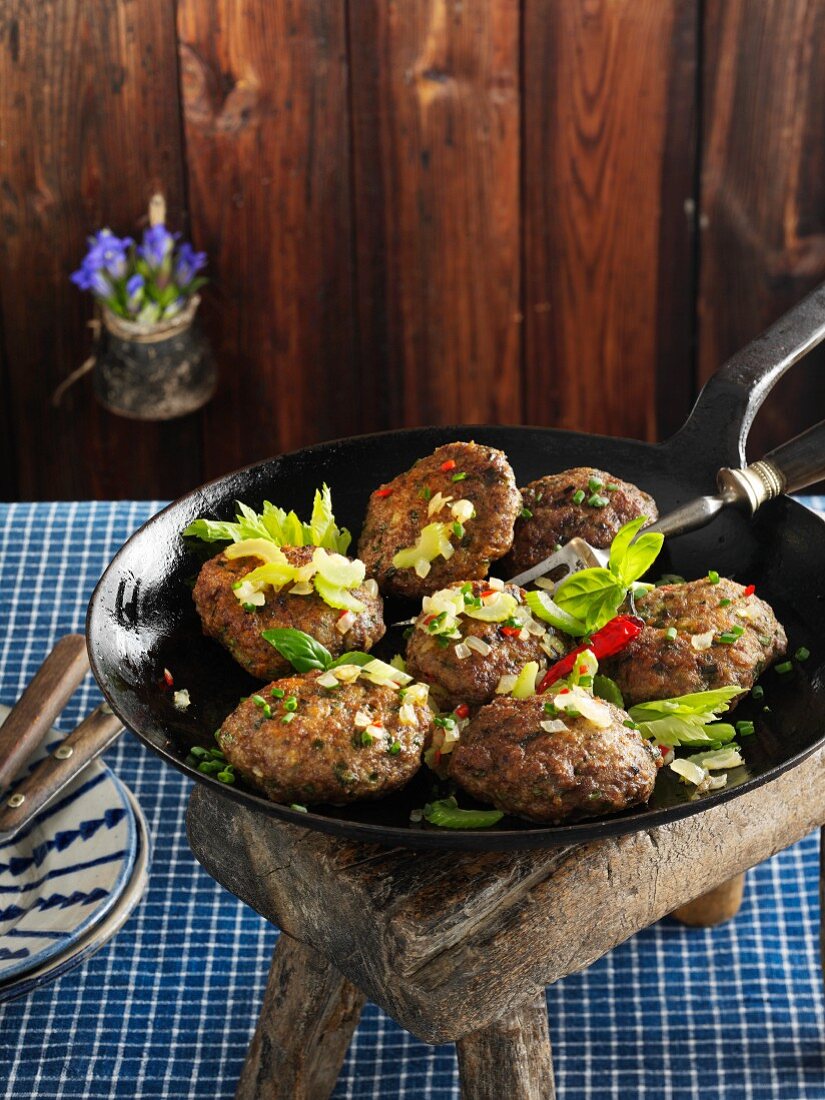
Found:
[173,242,207,287]
[85,228,133,279]
[70,260,111,298]
[126,273,145,313]
[139,224,177,269]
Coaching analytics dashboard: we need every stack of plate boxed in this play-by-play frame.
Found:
[0,705,149,1003]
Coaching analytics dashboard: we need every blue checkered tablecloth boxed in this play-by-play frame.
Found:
[0,500,823,1099]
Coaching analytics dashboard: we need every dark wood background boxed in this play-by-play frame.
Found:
[1,0,823,501]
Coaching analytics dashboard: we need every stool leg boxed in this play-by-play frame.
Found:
[456,992,555,1100]
[236,932,366,1100]
[671,872,746,927]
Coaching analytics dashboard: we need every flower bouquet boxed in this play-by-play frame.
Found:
[69,217,216,420]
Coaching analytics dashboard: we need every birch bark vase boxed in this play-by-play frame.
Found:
[93,295,217,420]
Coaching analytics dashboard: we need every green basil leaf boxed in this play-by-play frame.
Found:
[260,628,333,672]
[593,674,624,708]
[608,516,648,578]
[553,567,625,631]
[328,651,374,669]
[422,797,504,830]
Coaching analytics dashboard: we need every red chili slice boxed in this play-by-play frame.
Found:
[538,615,644,692]
[454,704,470,719]
[501,626,521,637]
[440,459,457,472]
[744,584,755,597]
[480,588,496,599]
[374,487,393,498]
[424,614,438,625]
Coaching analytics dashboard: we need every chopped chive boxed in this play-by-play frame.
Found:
[388,741,402,755]
[719,598,732,607]
[403,626,414,640]
[520,507,533,520]
[543,702,557,715]
[251,694,266,708]
[271,687,285,698]
[361,731,374,746]
[262,703,272,719]
[716,633,739,645]
[290,803,308,813]
[554,543,563,553]
[794,646,810,662]
[419,486,432,501]
[588,494,609,508]
[208,747,225,759]
[736,720,755,737]
[452,521,465,539]
[707,570,720,584]
[451,472,468,482]
[623,719,639,730]
[217,770,235,784]
[564,706,581,718]
[282,712,296,723]
[197,760,223,775]
[664,626,677,641]
[535,492,543,502]
[775,661,793,675]
[460,582,473,594]
[587,477,603,493]
[572,489,586,505]
[243,602,257,612]
[606,483,620,492]
[284,695,298,711]
[751,685,764,700]
[763,705,771,713]
[189,745,210,758]
[231,581,242,590]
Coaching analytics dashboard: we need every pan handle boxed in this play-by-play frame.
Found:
[666,281,825,467]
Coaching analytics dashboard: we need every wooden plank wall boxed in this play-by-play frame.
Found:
[0,0,822,500]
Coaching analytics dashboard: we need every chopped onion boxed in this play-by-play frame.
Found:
[496,673,518,694]
[518,628,530,641]
[173,689,191,711]
[454,642,472,660]
[551,686,611,728]
[414,558,432,578]
[450,499,474,523]
[706,773,729,790]
[540,718,567,734]
[354,709,372,729]
[363,658,412,686]
[404,682,430,706]
[365,723,384,739]
[234,581,266,607]
[487,577,504,591]
[540,636,566,658]
[428,491,453,517]
[364,578,379,597]
[336,610,356,633]
[690,630,715,651]
[535,577,556,591]
[333,664,361,682]
[399,703,418,726]
[316,671,339,689]
[464,635,492,656]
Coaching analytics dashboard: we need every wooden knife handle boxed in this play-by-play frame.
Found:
[0,704,124,837]
[0,634,90,792]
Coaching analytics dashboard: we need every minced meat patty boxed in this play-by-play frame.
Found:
[192,546,385,681]
[358,441,522,599]
[449,694,658,823]
[405,581,567,709]
[503,467,658,576]
[217,671,431,805]
[602,577,787,707]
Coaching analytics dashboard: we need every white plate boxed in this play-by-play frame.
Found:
[0,705,138,982]
[0,784,149,1003]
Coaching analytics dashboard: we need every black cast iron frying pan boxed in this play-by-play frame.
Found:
[87,285,825,850]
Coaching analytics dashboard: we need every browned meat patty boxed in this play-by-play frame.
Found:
[217,670,432,805]
[602,577,787,707]
[357,441,522,599]
[503,467,658,576]
[405,580,568,709]
[449,693,659,823]
[192,546,385,680]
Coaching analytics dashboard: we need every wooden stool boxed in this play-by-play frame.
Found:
[187,744,825,1099]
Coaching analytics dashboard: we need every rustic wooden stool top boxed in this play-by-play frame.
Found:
[187,743,825,1099]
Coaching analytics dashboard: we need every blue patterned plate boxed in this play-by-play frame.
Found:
[0,706,138,982]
